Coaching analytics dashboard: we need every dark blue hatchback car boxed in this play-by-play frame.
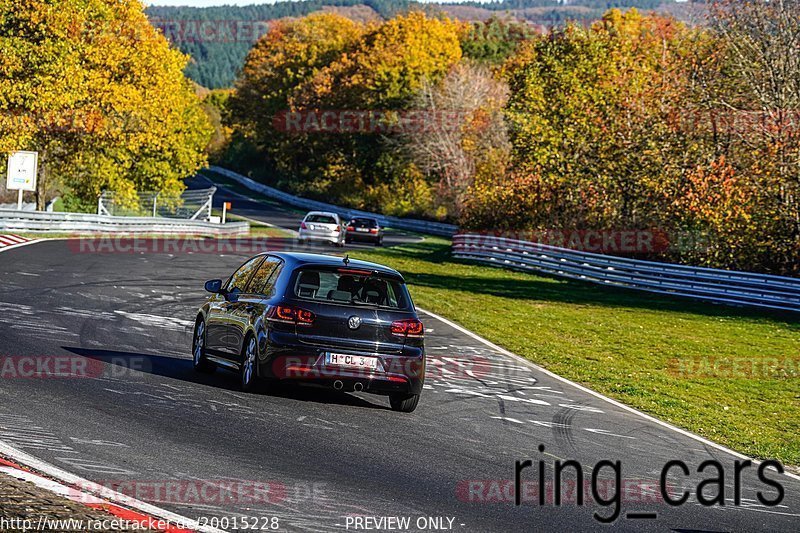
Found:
[192,252,425,412]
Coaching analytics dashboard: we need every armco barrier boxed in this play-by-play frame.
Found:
[452,233,800,313]
[0,210,249,236]
[209,166,457,237]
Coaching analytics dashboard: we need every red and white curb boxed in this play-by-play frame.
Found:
[0,234,33,249]
[0,442,224,533]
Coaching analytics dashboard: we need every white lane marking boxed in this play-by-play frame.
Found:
[114,310,194,330]
[490,416,524,424]
[417,307,800,482]
[497,394,550,406]
[69,437,130,448]
[0,441,225,533]
[584,428,636,439]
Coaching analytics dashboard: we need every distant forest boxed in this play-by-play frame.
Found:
[145,0,681,89]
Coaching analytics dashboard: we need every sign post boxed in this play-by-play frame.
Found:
[222,201,231,224]
[6,151,38,210]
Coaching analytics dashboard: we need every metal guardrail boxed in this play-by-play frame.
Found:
[209,166,457,237]
[0,210,249,236]
[452,233,800,313]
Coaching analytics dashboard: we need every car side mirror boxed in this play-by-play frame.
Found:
[204,279,223,294]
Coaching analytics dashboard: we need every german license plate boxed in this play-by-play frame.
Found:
[326,352,378,370]
[356,227,370,232]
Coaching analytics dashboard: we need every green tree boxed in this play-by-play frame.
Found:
[0,0,211,210]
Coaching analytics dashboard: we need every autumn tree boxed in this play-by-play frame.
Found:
[397,62,510,217]
[0,0,211,210]
[291,12,463,110]
[227,11,463,217]
[460,16,537,64]
[228,13,364,146]
[698,0,800,272]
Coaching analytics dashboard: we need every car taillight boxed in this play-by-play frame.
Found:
[271,305,315,325]
[333,226,340,232]
[391,319,424,337]
[370,228,378,234]
[347,226,355,232]
[300,222,307,229]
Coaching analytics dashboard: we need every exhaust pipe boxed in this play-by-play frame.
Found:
[353,382,364,392]
[333,380,344,391]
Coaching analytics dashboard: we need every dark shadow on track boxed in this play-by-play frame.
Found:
[63,347,388,410]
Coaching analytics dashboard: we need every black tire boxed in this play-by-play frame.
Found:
[374,237,383,247]
[192,318,215,373]
[389,393,420,413]
[240,334,259,392]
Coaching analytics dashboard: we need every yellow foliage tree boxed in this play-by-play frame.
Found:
[292,12,463,109]
[0,0,211,210]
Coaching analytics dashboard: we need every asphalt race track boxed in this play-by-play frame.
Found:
[186,173,422,250]
[0,187,798,531]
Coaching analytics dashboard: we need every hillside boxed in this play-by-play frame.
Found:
[146,0,689,89]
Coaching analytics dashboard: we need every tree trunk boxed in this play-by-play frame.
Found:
[35,148,46,211]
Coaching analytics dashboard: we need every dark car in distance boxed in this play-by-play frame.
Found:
[345,217,383,246]
[192,252,424,412]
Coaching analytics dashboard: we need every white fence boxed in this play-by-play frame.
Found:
[0,210,249,236]
[98,187,216,220]
[209,167,457,237]
[452,233,800,313]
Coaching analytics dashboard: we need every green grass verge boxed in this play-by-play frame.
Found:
[350,237,800,466]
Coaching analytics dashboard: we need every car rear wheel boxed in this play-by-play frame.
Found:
[240,334,259,392]
[389,393,420,413]
[192,319,214,373]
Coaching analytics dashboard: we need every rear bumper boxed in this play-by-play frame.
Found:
[298,229,342,244]
[259,331,424,395]
[345,231,381,242]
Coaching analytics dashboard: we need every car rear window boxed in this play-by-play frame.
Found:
[350,218,378,228]
[306,214,337,224]
[292,268,410,309]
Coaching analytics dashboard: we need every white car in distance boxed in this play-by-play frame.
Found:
[298,211,345,246]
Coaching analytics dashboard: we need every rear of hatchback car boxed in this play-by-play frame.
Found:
[345,217,383,245]
[264,262,424,411]
[298,212,344,246]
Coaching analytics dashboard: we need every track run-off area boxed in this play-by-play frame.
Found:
[0,180,797,532]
